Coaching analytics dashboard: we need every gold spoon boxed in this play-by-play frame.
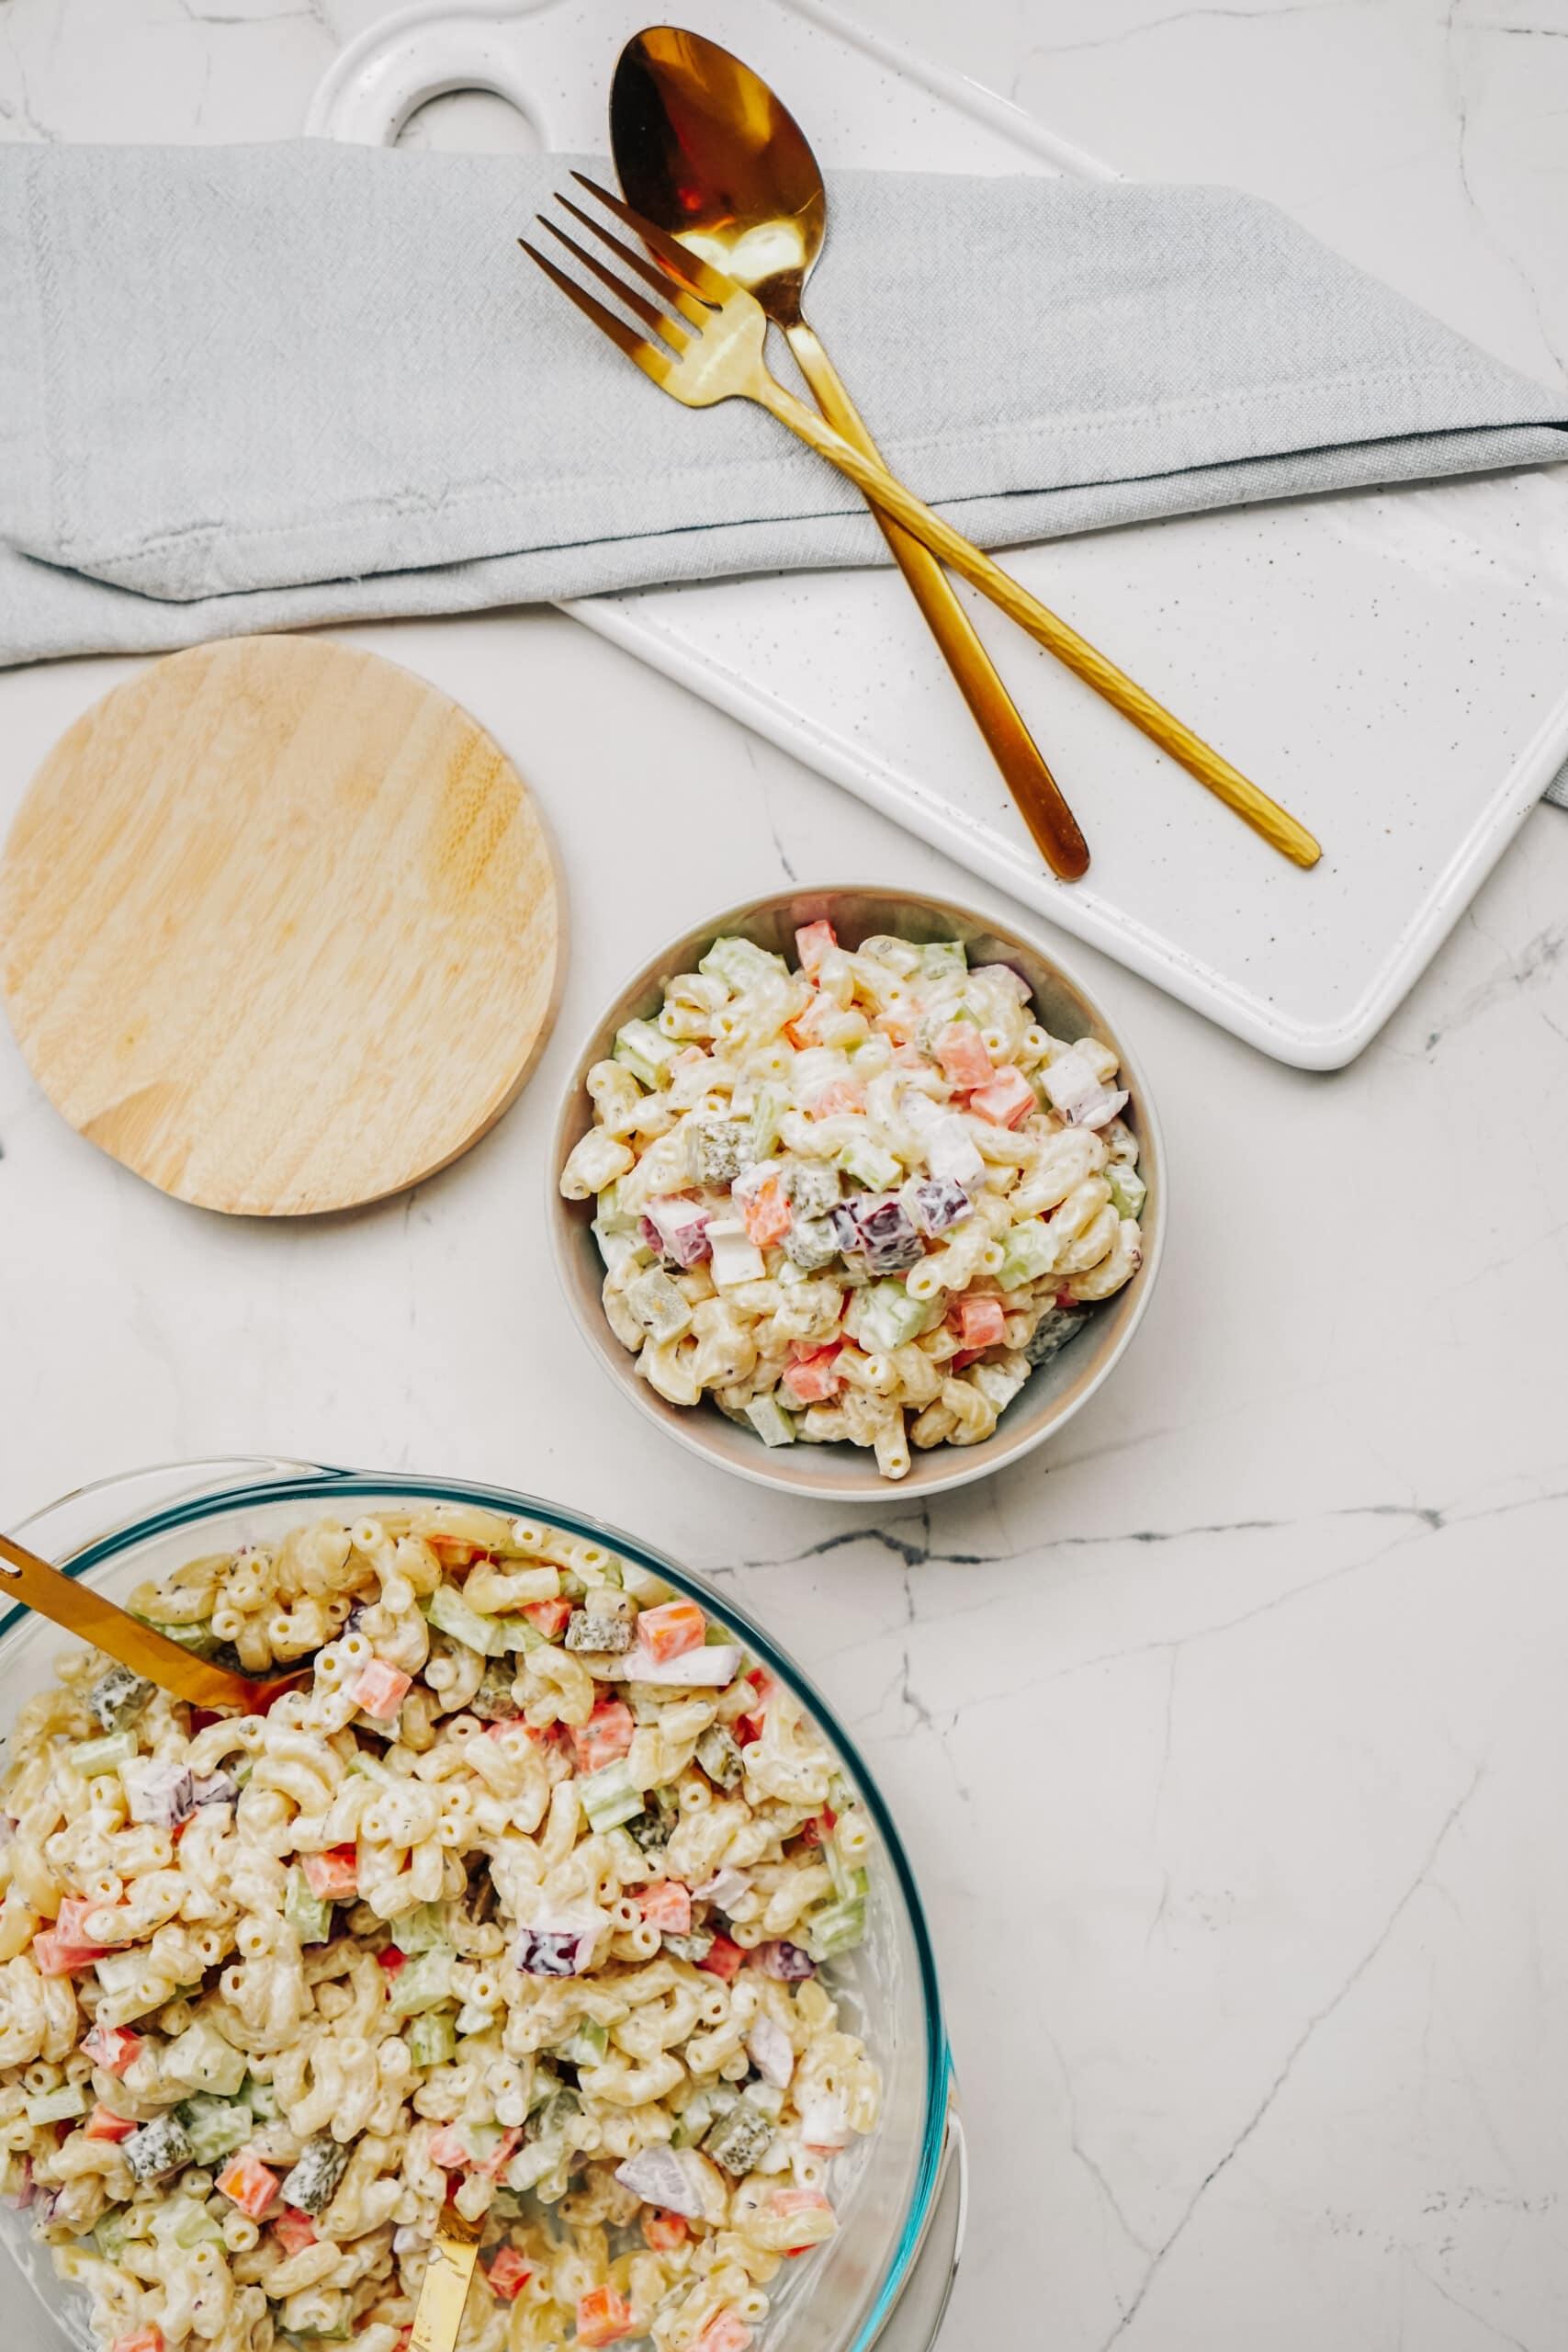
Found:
[0,1530,309,1712]
[610,25,1090,884]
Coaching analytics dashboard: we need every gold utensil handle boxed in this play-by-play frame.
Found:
[0,1530,301,1712]
[410,2205,482,2352]
[756,378,1321,869]
[784,320,1089,882]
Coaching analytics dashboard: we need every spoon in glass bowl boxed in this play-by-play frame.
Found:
[609,24,1091,884]
[0,1529,310,1712]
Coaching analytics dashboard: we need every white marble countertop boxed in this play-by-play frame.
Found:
[4,3,1568,2346]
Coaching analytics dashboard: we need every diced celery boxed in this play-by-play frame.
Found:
[164,2018,247,2098]
[423,1583,508,1657]
[177,2094,251,2165]
[241,2075,280,2121]
[390,1903,449,1956]
[404,2011,457,2069]
[917,941,967,979]
[745,1396,796,1449]
[557,2018,608,2068]
[170,2199,225,2249]
[746,2081,785,2121]
[505,2134,565,2194]
[580,1758,642,1835]
[25,2083,86,2125]
[132,1617,219,1658]
[94,2209,131,2259]
[73,1731,138,1775]
[996,1218,1058,1291]
[750,1087,783,1161]
[824,1828,855,1904]
[697,935,788,995]
[855,1279,930,1354]
[285,1864,333,1948]
[593,1179,640,1237]
[837,1136,902,1192]
[1106,1164,1146,1221]
[389,1949,455,2018]
[613,1017,679,1089]
[807,1897,866,1961]
[496,1617,546,1656]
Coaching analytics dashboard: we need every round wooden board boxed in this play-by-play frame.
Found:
[0,636,564,1216]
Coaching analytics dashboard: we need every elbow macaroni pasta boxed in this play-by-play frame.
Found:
[562,924,1145,1480]
[0,1510,880,2352]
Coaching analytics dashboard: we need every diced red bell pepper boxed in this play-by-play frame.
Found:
[637,1881,693,1935]
[428,2125,471,2170]
[694,2318,753,2352]
[799,1808,838,1848]
[521,1597,573,1642]
[349,1658,412,1721]
[272,2208,318,2257]
[110,2332,164,2352]
[33,1930,107,1976]
[951,1348,986,1370]
[427,1536,486,1569]
[966,1066,1035,1129]
[82,2024,141,2077]
[376,1945,407,1975]
[636,1599,706,1666]
[794,920,837,971]
[740,1178,793,1250]
[84,2103,137,2143]
[933,1022,993,1091]
[486,2245,533,2301]
[481,2127,522,2177]
[575,2286,635,2346]
[734,1717,764,1748]
[300,1846,358,1900]
[951,1294,1007,1350]
[641,2209,689,2254]
[746,1666,777,1708]
[570,1698,636,1773]
[781,1349,843,1408]
[698,1934,745,1983]
[807,1080,863,1117]
[216,2153,281,2220]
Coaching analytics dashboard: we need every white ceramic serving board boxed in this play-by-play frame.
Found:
[308,0,1568,1069]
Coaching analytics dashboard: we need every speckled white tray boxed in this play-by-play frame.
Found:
[308,0,1568,1069]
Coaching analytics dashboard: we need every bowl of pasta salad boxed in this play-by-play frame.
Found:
[0,1461,958,2352]
[553,888,1163,1498]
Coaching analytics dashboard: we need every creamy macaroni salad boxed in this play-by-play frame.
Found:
[0,1508,880,2352]
[561,923,1145,1478]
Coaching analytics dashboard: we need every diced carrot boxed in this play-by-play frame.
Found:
[966,1067,1035,1128]
[376,1945,406,1975]
[575,2286,635,2346]
[637,1599,706,1667]
[781,1350,842,1407]
[698,1934,744,1983]
[932,1021,993,1091]
[637,1881,693,1935]
[57,1898,132,1947]
[300,1846,358,1900]
[216,2153,281,2220]
[808,1080,863,1117]
[33,1930,107,1975]
[794,920,837,971]
[521,1597,573,1642]
[272,2208,318,2258]
[110,2331,164,2352]
[428,2125,471,2170]
[694,2317,753,2352]
[951,1295,1007,1350]
[82,2024,141,2077]
[570,1698,636,1774]
[84,2103,136,2143]
[641,2209,688,2254]
[486,2245,533,2301]
[349,1658,412,1721]
[740,1178,792,1250]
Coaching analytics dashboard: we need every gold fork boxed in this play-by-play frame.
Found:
[524,176,1320,871]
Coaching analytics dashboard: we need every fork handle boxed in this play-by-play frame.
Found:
[784,321,1088,882]
[751,374,1321,869]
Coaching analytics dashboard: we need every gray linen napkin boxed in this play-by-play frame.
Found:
[3,142,1565,794]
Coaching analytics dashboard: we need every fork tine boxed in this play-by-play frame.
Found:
[539,216,692,349]
[557,194,712,329]
[518,238,671,385]
[570,171,738,305]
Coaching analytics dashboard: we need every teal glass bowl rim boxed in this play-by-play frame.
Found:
[0,1464,952,2352]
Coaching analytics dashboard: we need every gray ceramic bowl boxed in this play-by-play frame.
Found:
[548,886,1165,1500]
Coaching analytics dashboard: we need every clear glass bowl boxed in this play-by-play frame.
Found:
[1,1459,958,2352]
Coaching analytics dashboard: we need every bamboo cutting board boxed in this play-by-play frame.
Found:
[0,636,563,1216]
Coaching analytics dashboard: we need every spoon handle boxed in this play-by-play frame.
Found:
[750,369,1321,869]
[784,319,1089,883]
